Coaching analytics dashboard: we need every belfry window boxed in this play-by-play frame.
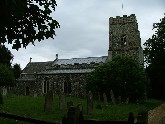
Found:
[121,35,127,45]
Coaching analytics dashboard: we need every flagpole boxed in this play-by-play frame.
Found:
[122,0,124,15]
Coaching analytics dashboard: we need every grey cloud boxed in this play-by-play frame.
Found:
[7,0,164,69]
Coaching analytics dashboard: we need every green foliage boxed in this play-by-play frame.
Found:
[0,45,13,68]
[86,56,149,103]
[144,15,165,99]
[0,64,15,87]
[144,16,165,65]
[12,63,22,79]
[0,0,60,50]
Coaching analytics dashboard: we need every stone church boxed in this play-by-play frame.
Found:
[17,14,143,97]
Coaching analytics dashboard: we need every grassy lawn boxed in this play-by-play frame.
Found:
[0,95,164,123]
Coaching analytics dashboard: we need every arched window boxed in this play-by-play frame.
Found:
[25,86,30,95]
[43,80,50,94]
[64,81,71,94]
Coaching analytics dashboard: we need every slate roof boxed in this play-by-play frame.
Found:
[22,61,52,73]
[52,56,108,66]
[21,56,108,75]
[18,75,36,81]
[40,69,95,74]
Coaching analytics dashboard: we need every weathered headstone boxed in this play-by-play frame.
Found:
[110,90,116,105]
[103,93,108,107]
[59,93,65,109]
[44,90,53,112]
[33,91,37,97]
[128,112,134,124]
[137,111,148,124]
[87,91,93,115]
[77,103,83,112]
[67,101,73,109]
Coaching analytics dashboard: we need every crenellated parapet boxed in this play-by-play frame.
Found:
[109,14,137,25]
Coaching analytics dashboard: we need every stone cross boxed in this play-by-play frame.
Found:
[87,91,93,115]
[44,90,53,112]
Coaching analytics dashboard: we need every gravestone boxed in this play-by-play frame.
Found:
[110,90,116,105]
[118,96,121,104]
[98,92,101,102]
[33,91,37,97]
[128,112,134,124]
[137,111,148,124]
[87,91,93,115]
[59,93,65,110]
[103,93,108,107]
[66,106,80,124]
[125,97,129,104]
[44,90,53,112]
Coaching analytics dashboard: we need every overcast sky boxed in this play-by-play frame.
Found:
[6,0,165,69]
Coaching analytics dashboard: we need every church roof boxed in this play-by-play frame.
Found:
[40,68,95,74]
[21,56,107,75]
[52,56,108,66]
[22,61,52,73]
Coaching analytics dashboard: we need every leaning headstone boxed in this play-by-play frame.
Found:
[103,93,108,107]
[59,93,65,109]
[67,101,73,109]
[87,91,93,115]
[44,90,53,112]
[110,90,116,105]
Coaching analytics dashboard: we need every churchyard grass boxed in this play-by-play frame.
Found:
[0,95,164,123]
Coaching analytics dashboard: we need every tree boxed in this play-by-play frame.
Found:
[0,64,15,87]
[144,15,165,99]
[86,56,149,103]
[0,0,60,50]
[0,44,13,68]
[12,64,22,79]
[0,64,15,104]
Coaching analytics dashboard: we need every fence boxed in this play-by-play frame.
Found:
[0,112,58,124]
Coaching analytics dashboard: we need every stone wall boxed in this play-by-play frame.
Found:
[16,73,87,97]
[148,103,165,124]
[108,14,143,65]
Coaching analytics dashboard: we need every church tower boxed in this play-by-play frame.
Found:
[108,14,143,65]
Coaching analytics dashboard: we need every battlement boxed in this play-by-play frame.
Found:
[109,14,137,24]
